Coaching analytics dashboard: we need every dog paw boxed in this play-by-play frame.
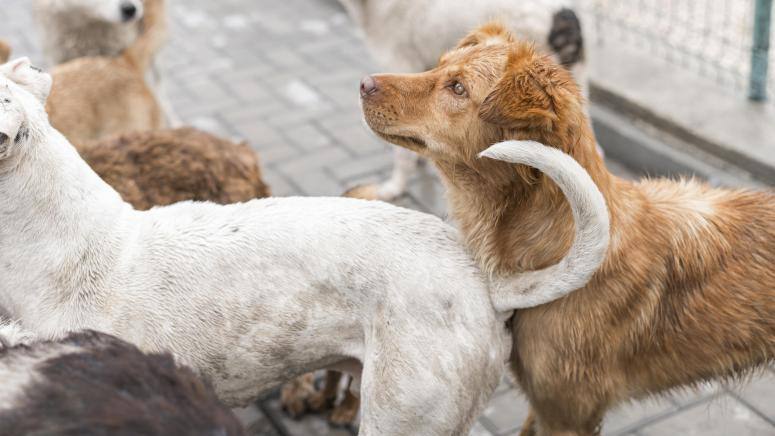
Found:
[342,184,381,201]
[307,390,336,413]
[279,374,316,419]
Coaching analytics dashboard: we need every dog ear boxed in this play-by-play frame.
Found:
[478,46,560,130]
[456,21,514,49]
[0,40,10,64]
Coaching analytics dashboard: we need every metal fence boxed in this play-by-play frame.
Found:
[584,0,773,103]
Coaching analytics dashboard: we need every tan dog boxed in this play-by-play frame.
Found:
[360,23,775,436]
[45,0,167,144]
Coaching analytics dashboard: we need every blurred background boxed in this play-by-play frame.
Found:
[1,0,773,435]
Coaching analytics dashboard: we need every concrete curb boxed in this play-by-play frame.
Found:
[591,103,768,188]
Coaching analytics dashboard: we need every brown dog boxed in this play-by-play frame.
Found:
[79,128,271,210]
[360,23,775,436]
[45,0,167,144]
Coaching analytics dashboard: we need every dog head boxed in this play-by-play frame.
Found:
[360,22,590,164]
[51,0,145,24]
[0,59,52,160]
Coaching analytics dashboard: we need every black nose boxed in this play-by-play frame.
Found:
[360,75,378,97]
[121,2,137,21]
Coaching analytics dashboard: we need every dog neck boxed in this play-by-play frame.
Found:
[0,125,132,331]
[436,122,617,275]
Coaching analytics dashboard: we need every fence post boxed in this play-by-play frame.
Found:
[749,0,773,101]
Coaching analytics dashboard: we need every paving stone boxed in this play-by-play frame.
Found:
[639,394,775,436]
[603,397,679,436]
[727,371,775,423]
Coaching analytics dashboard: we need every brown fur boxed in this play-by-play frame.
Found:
[0,40,10,64]
[360,23,775,436]
[79,128,270,210]
[46,0,167,144]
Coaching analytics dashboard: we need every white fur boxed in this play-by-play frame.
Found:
[481,141,610,311]
[0,61,606,434]
[341,0,588,201]
[33,0,144,65]
[0,61,509,435]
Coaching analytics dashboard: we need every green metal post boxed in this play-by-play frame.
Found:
[749,0,773,101]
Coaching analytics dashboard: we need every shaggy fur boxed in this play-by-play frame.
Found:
[360,23,775,436]
[0,59,610,435]
[0,327,244,436]
[79,128,270,210]
[33,0,144,65]
[45,0,167,144]
[341,0,587,202]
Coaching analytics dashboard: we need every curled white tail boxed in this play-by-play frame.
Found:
[479,140,610,311]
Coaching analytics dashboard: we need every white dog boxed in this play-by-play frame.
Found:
[340,0,587,202]
[0,58,607,435]
[33,0,145,65]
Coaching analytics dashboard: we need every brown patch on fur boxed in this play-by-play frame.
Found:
[46,0,168,144]
[0,40,10,64]
[79,127,270,210]
[361,22,775,435]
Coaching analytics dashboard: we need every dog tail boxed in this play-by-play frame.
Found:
[548,8,584,68]
[479,140,609,311]
[0,40,11,64]
[124,0,167,73]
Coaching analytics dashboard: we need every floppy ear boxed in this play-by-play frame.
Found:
[456,21,514,49]
[478,47,560,130]
[0,41,10,64]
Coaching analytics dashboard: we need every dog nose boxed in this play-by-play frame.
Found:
[360,75,378,97]
[120,2,138,21]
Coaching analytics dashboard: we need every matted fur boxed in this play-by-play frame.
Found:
[45,0,167,144]
[80,128,270,210]
[0,328,244,436]
[360,22,775,436]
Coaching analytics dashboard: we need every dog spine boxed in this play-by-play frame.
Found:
[124,0,167,73]
[480,140,610,311]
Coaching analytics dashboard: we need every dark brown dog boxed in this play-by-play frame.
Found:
[80,128,270,210]
[360,23,775,436]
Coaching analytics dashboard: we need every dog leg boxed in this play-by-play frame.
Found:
[377,147,418,200]
[329,376,360,427]
[343,147,419,201]
[519,410,537,436]
[520,402,604,436]
[280,373,316,419]
[308,370,341,412]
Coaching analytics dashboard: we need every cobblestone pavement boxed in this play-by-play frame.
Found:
[2,0,774,435]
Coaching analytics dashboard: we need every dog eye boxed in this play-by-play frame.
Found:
[30,65,43,73]
[451,81,467,96]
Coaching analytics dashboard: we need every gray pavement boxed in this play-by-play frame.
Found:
[1,0,773,435]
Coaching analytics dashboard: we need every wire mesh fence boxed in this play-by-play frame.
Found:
[583,0,773,103]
